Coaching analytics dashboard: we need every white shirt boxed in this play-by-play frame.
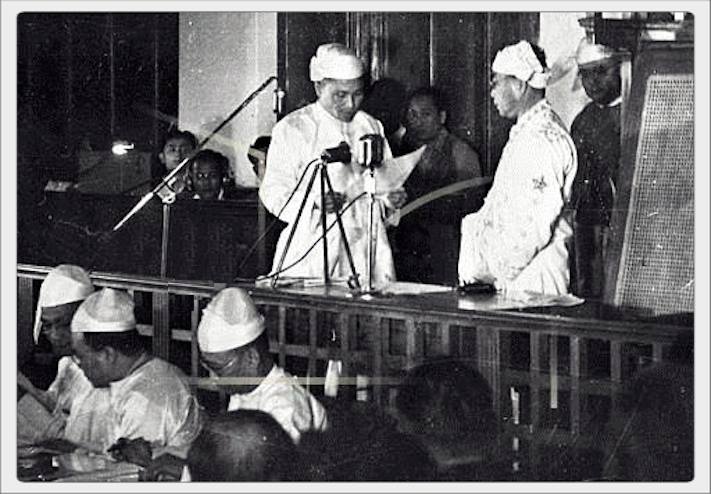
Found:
[46,357,112,448]
[107,357,202,459]
[259,102,397,288]
[458,100,577,295]
[227,365,328,443]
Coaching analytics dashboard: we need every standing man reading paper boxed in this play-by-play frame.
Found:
[259,43,407,288]
[458,41,577,295]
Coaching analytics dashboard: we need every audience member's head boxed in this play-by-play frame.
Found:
[605,332,694,481]
[158,128,197,171]
[297,401,436,481]
[247,135,271,180]
[575,39,624,106]
[187,409,296,481]
[34,264,95,357]
[310,43,365,122]
[395,359,497,439]
[611,360,693,481]
[404,86,448,146]
[490,40,548,120]
[197,288,272,395]
[70,288,146,388]
[187,149,229,200]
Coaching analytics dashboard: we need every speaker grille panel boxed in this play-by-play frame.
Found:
[615,74,694,315]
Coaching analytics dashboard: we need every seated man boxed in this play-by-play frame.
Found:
[70,288,202,466]
[197,287,327,443]
[297,399,436,481]
[151,128,197,187]
[183,149,231,200]
[187,409,296,481]
[17,264,111,449]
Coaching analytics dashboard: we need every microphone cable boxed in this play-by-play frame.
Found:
[255,191,367,280]
[234,158,320,277]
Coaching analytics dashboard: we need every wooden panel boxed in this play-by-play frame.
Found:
[277,12,347,116]
[151,290,170,360]
[17,277,36,366]
[431,12,487,159]
[382,13,431,92]
[16,191,279,282]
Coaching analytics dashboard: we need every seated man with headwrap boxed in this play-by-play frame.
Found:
[197,287,327,444]
[458,40,577,295]
[258,43,407,288]
[17,264,112,449]
[69,288,202,471]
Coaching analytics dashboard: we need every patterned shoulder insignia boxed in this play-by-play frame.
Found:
[532,175,547,191]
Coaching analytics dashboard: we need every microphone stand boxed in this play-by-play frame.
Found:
[112,75,277,233]
[360,135,384,296]
[270,153,361,291]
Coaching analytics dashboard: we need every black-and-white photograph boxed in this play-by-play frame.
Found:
[2,2,707,491]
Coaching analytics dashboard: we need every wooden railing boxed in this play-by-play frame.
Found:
[17,263,692,477]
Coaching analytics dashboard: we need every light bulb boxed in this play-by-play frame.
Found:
[111,141,135,156]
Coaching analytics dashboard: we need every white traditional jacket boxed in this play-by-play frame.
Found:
[106,357,202,459]
[259,102,397,288]
[227,365,328,443]
[458,100,577,295]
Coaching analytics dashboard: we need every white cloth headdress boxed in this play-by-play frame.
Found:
[33,265,94,343]
[575,38,624,68]
[71,288,136,333]
[492,40,550,89]
[309,43,364,82]
[197,288,265,353]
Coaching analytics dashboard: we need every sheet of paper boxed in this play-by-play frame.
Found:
[381,281,455,296]
[344,146,425,198]
[373,145,425,193]
[17,394,63,444]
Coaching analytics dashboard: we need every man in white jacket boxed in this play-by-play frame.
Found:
[259,43,407,288]
[197,287,328,444]
[17,264,111,449]
[70,288,202,466]
[458,40,577,295]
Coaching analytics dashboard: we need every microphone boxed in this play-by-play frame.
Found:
[360,134,384,169]
[321,142,351,164]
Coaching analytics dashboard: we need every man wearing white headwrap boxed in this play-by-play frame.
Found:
[570,39,628,298]
[259,43,407,288]
[197,287,327,444]
[458,41,577,295]
[70,288,202,469]
[17,265,112,449]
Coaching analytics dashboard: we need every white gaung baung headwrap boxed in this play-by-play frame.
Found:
[492,40,550,89]
[575,38,625,68]
[197,288,265,353]
[309,43,365,82]
[71,288,136,333]
[33,265,94,343]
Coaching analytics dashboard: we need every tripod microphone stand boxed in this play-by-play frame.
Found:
[270,142,361,291]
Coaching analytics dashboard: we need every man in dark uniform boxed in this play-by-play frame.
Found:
[570,40,626,298]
